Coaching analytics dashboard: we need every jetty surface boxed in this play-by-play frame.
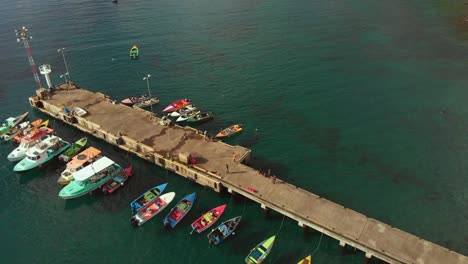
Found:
[29,83,468,264]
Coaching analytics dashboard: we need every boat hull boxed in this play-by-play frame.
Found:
[163,192,196,228]
[13,141,70,172]
[130,192,175,227]
[191,204,227,233]
[207,216,242,245]
[58,174,113,199]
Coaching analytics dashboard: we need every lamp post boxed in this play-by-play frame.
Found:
[143,74,153,113]
[57,48,71,84]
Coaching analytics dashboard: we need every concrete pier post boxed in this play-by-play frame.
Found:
[340,241,347,255]
[298,221,309,233]
[364,253,372,264]
[261,203,270,218]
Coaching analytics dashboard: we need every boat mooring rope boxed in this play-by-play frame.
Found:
[276,214,286,236]
[311,232,324,256]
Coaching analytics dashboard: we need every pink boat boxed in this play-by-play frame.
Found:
[121,94,149,105]
[190,204,227,234]
[163,99,191,113]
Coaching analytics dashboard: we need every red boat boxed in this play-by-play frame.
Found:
[101,166,132,194]
[13,120,50,143]
[163,99,191,113]
[190,204,227,234]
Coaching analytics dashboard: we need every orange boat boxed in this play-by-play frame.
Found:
[13,119,49,143]
[216,124,243,138]
[57,146,102,186]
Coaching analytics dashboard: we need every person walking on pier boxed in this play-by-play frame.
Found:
[226,164,229,174]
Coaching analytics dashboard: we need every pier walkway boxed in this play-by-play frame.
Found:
[29,83,467,264]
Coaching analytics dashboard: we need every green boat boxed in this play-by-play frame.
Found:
[186,111,214,124]
[14,135,70,172]
[245,235,276,264]
[58,137,87,162]
[59,156,122,200]
[130,45,139,59]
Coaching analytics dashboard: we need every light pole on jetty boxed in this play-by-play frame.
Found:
[143,74,153,113]
[15,26,43,89]
[57,48,71,85]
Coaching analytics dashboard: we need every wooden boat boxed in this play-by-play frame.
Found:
[130,192,175,227]
[12,119,49,143]
[58,137,88,162]
[59,156,122,199]
[57,146,102,186]
[175,110,200,122]
[14,135,70,172]
[163,192,196,228]
[245,236,276,264]
[297,255,312,264]
[186,112,214,124]
[132,97,160,109]
[121,94,149,105]
[190,204,227,234]
[130,45,139,59]
[163,99,191,113]
[73,107,87,117]
[130,183,168,214]
[0,112,29,137]
[207,216,241,245]
[101,166,132,194]
[3,118,42,142]
[169,105,197,117]
[7,126,54,162]
[216,124,243,138]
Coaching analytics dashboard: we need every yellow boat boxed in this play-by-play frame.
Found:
[297,255,311,264]
[130,45,139,59]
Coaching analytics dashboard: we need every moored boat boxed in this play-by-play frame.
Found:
[130,45,139,59]
[297,255,312,264]
[58,137,88,162]
[175,110,200,122]
[101,166,132,194]
[130,192,175,227]
[163,192,196,228]
[245,235,276,264]
[132,97,160,109]
[207,216,241,245]
[7,126,54,162]
[12,119,49,143]
[130,183,168,214]
[0,112,29,137]
[163,99,191,113]
[13,135,70,172]
[186,112,214,124]
[73,107,87,117]
[57,146,102,186]
[190,204,227,234]
[121,94,149,106]
[169,105,197,117]
[58,156,122,199]
[215,124,243,138]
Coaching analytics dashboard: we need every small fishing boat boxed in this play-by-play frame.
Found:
[207,216,241,245]
[175,110,200,122]
[3,118,42,142]
[7,127,54,162]
[73,107,87,117]
[190,204,227,234]
[169,105,197,117]
[130,183,168,214]
[0,112,29,137]
[297,255,312,264]
[14,135,70,172]
[216,124,243,138]
[186,112,214,124]
[245,236,276,264]
[163,99,191,113]
[58,137,88,162]
[57,146,102,186]
[121,94,149,106]
[130,45,139,59]
[58,156,122,199]
[130,192,175,227]
[12,119,49,143]
[132,97,160,109]
[101,166,132,194]
[163,192,196,228]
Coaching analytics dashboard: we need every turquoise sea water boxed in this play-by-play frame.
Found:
[0,0,467,263]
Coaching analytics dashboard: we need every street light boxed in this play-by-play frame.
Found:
[57,48,71,83]
[59,72,69,82]
[143,74,153,113]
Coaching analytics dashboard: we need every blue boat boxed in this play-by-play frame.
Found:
[130,183,168,214]
[163,192,196,228]
[207,216,242,245]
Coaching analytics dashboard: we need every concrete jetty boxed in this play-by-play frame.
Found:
[29,83,468,264]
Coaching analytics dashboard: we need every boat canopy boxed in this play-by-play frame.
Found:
[74,156,115,181]
[27,136,58,154]
[67,147,101,170]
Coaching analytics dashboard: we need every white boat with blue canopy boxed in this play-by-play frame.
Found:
[58,156,122,199]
